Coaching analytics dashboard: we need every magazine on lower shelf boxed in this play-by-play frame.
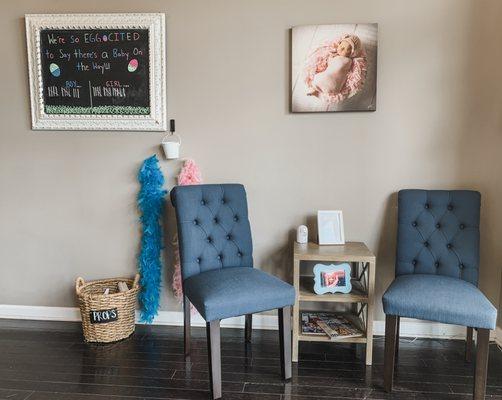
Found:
[301,312,364,340]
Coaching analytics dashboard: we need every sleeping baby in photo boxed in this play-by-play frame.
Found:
[307,34,362,97]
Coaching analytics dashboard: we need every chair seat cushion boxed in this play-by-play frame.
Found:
[184,267,296,321]
[383,274,497,330]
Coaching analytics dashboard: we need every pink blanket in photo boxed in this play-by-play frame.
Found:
[304,38,367,104]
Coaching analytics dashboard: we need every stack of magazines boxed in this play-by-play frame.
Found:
[301,312,363,340]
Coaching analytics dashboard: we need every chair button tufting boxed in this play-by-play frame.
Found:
[424,241,429,247]
[424,203,430,209]
[237,252,242,257]
[435,223,440,229]
[447,243,452,249]
[460,224,465,229]
[447,204,453,211]
[233,216,239,222]
[412,260,417,266]
[435,262,439,267]
[193,219,198,225]
[213,217,218,223]
[221,198,225,204]
[459,263,464,269]
[196,258,200,263]
[226,235,231,240]
[206,237,212,243]
[217,255,222,260]
[412,221,418,227]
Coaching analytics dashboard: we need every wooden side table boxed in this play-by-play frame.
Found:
[292,241,376,365]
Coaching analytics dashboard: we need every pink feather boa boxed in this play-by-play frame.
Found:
[304,36,367,104]
[172,159,203,305]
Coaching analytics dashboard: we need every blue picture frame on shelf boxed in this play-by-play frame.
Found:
[313,263,352,294]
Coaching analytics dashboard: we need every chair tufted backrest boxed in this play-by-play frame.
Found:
[396,189,480,286]
[171,184,253,280]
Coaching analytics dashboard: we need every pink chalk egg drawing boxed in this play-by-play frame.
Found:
[128,59,138,72]
[102,35,108,42]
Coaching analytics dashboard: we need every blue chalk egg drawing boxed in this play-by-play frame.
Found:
[49,63,61,77]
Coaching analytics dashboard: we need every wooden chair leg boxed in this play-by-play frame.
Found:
[465,327,473,363]
[383,315,398,392]
[206,320,222,400]
[278,306,292,380]
[183,295,191,357]
[245,314,252,343]
[473,328,490,400]
[395,316,400,362]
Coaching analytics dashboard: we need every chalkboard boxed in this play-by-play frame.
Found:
[26,14,166,130]
[89,308,118,324]
[40,29,150,115]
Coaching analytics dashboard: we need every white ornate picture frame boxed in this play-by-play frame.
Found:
[25,13,166,131]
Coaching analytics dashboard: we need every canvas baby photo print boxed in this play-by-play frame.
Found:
[291,23,378,112]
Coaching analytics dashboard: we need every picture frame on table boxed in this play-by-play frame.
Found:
[313,263,352,294]
[317,210,345,245]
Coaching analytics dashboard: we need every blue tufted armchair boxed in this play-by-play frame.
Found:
[171,184,296,400]
[382,190,497,400]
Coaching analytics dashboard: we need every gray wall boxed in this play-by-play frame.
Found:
[0,0,501,326]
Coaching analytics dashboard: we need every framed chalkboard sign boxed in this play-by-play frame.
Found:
[25,14,166,131]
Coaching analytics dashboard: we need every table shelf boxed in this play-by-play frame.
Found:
[299,276,368,303]
[294,241,375,262]
[297,333,367,343]
[298,310,367,343]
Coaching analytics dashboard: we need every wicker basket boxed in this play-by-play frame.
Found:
[76,274,140,343]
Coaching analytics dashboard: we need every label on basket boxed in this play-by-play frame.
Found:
[89,308,118,324]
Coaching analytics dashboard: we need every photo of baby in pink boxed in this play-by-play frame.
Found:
[292,24,377,112]
[307,34,365,99]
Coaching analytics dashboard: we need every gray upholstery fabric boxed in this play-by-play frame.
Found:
[396,189,480,285]
[383,274,497,329]
[170,184,295,322]
[184,267,296,321]
[384,189,497,329]
[171,184,253,280]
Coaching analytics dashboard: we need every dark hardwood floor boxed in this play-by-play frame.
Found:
[0,319,501,400]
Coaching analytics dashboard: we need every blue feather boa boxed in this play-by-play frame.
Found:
[137,155,167,323]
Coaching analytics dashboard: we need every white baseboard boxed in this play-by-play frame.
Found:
[0,304,497,340]
[372,318,469,339]
[496,327,502,346]
[0,305,81,322]
[136,309,279,330]
[0,304,278,330]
